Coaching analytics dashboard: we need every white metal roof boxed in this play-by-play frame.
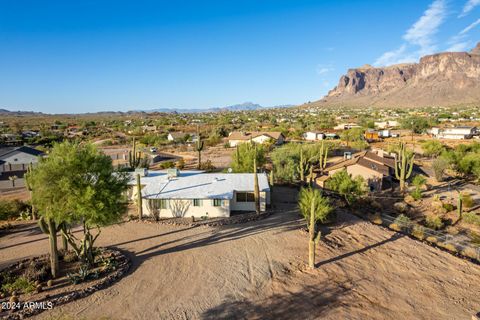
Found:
[129,170,270,200]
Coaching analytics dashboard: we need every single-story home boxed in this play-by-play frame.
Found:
[227,131,285,147]
[430,126,478,140]
[374,120,399,129]
[167,132,198,143]
[0,146,44,172]
[303,131,325,141]
[128,169,270,218]
[333,123,361,130]
[316,150,395,192]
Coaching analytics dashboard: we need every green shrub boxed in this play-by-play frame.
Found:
[442,203,454,212]
[1,276,36,294]
[425,215,444,230]
[0,200,30,221]
[394,214,411,228]
[463,212,480,226]
[461,193,474,208]
[411,225,425,240]
[410,189,422,201]
[159,161,175,169]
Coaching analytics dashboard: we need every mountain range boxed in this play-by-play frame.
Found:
[311,42,480,108]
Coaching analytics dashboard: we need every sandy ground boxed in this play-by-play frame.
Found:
[1,188,480,319]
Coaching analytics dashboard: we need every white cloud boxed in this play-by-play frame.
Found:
[316,64,334,75]
[460,18,480,34]
[403,0,447,55]
[446,41,473,51]
[460,0,480,17]
[374,0,447,66]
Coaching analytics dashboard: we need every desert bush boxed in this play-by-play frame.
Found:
[442,203,454,212]
[426,236,438,243]
[394,214,411,228]
[410,189,422,201]
[411,225,425,240]
[0,200,30,221]
[461,193,474,208]
[463,212,480,226]
[438,243,458,253]
[159,161,175,169]
[461,247,479,260]
[432,157,449,182]
[22,261,50,282]
[425,215,444,230]
[389,223,402,232]
[2,276,36,295]
[175,159,185,169]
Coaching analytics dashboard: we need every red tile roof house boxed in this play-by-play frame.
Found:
[315,150,396,192]
[227,131,285,147]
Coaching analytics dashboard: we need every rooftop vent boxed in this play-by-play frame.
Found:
[135,168,148,177]
[167,168,180,178]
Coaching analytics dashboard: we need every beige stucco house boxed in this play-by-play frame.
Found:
[316,151,396,192]
[227,131,285,147]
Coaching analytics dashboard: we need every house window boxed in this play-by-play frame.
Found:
[193,199,202,207]
[236,192,255,202]
[213,199,223,207]
[159,199,168,209]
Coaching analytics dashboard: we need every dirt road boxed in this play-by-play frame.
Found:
[1,200,479,319]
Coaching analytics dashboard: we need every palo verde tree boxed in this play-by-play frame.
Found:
[31,141,128,271]
[325,169,366,206]
[298,187,332,269]
[394,142,415,192]
[231,142,266,173]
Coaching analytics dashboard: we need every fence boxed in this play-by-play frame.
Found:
[379,212,480,261]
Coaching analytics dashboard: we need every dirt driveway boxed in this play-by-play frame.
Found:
[1,193,479,319]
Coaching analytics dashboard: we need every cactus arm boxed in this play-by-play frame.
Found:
[38,216,50,235]
[406,154,414,179]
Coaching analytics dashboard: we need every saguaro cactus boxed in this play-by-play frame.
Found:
[129,137,141,169]
[308,195,316,269]
[457,193,463,220]
[318,141,329,172]
[395,143,414,192]
[25,163,37,220]
[195,135,204,170]
[38,217,63,278]
[136,174,143,220]
[253,148,260,214]
[297,147,311,183]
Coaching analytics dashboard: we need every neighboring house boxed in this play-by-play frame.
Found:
[167,132,197,142]
[304,131,325,141]
[0,146,44,179]
[142,124,158,133]
[364,130,380,141]
[316,150,395,192]
[227,131,285,147]
[430,126,478,140]
[333,123,361,130]
[128,170,270,218]
[374,120,399,129]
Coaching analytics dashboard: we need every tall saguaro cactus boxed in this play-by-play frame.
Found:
[297,146,311,184]
[457,192,463,220]
[136,174,143,220]
[253,148,260,214]
[195,130,204,170]
[395,143,414,192]
[25,163,37,220]
[318,141,329,172]
[38,217,63,278]
[308,195,316,269]
[129,137,142,169]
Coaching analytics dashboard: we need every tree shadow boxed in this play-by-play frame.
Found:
[201,283,350,320]
[316,233,404,268]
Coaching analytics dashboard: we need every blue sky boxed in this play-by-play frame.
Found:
[0,0,479,113]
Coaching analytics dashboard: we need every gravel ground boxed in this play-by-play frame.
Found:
[1,188,479,319]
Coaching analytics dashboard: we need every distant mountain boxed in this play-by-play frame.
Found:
[136,102,294,114]
[310,42,480,108]
[0,108,43,116]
